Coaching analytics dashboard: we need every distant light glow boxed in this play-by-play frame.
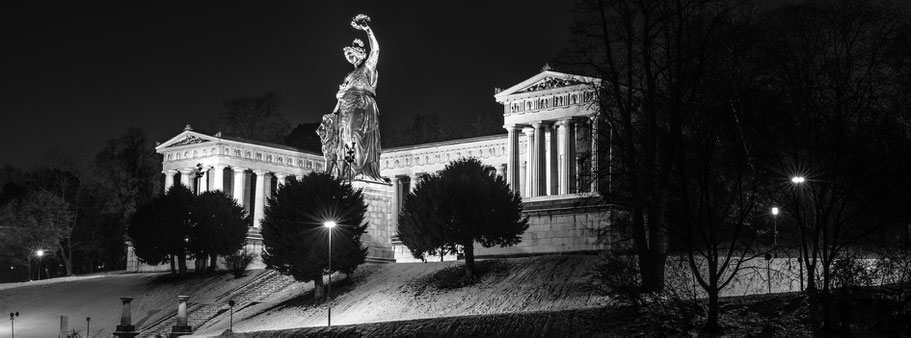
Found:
[790,176,806,184]
[324,221,337,228]
[771,207,780,215]
[35,249,45,257]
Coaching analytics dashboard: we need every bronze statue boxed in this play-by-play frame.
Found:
[318,14,383,181]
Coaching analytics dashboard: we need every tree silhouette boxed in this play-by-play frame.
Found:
[260,172,368,300]
[189,191,250,272]
[398,158,528,282]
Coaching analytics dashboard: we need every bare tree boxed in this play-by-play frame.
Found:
[559,0,753,293]
[762,0,911,333]
[218,91,291,143]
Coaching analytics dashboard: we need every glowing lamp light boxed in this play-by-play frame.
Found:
[771,207,780,216]
[791,176,806,184]
[324,221,337,228]
[35,250,45,257]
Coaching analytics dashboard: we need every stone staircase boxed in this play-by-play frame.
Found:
[139,269,298,336]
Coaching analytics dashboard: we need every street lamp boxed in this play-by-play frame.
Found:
[790,175,805,291]
[323,220,336,327]
[770,207,780,246]
[9,312,19,338]
[35,250,45,280]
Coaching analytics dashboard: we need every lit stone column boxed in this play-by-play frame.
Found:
[523,127,536,197]
[547,123,559,195]
[558,119,576,195]
[232,167,248,207]
[163,170,177,192]
[262,172,273,205]
[519,161,527,197]
[253,170,269,228]
[496,163,506,178]
[212,164,227,191]
[389,176,400,236]
[533,122,547,197]
[199,167,210,193]
[178,169,195,193]
[172,295,191,333]
[409,173,422,193]
[115,297,135,333]
[274,173,288,188]
[504,125,521,193]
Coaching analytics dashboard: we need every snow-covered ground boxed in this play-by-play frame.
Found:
[0,255,602,337]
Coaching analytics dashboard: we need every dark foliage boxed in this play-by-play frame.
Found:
[398,158,528,282]
[224,249,255,278]
[283,122,323,152]
[128,185,194,274]
[189,191,250,271]
[260,172,368,299]
[218,91,291,143]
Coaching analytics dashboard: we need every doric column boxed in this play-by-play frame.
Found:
[232,167,248,207]
[558,119,577,194]
[504,125,521,193]
[163,170,177,192]
[199,167,210,193]
[519,161,528,197]
[523,127,536,197]
[533,122,547,197]
[409,173,422,193]
[496,163,506,179]
[390,176,400,235]
[178,169,195,193]
[547,123,559,195]
[212,164,227,192]
[274,173,288,188]
[253,170,269,228]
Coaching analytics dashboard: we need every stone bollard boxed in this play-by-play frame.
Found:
[113,297,138,337]
[171,295,192,335]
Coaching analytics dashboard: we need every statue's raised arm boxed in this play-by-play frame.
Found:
[319,13,383,181]
[351,14,378,69]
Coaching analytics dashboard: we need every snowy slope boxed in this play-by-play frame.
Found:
[0,255,601,337]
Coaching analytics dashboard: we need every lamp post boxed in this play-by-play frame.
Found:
[10,312,19,338]
[35,250,45,280]
[323,220,336,327]
[228,299,235,333]
[791,176,805,291]
[86,317,90,337]
[771,207,780,246]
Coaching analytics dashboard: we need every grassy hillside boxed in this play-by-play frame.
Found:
[0,255,601,337]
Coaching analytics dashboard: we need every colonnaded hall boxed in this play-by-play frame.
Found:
[127,69,616,271]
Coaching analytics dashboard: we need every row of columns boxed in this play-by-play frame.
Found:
[505,117,598,198]
[163,166,292,228]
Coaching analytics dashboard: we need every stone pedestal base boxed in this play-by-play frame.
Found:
[113,325,138,338]
[351,179,395,263]
[170,325,193,337]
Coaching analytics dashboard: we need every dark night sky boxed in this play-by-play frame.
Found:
[1,1,576,169]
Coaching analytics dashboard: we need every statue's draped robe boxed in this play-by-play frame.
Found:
[335,57,382,180]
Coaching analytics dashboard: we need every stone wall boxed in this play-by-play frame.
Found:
[477,199,611,257]
[352,179,396,263]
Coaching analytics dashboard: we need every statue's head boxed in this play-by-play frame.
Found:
[343,39,367,66]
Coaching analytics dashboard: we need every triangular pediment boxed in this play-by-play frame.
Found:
[494,70,600,103]
[155,128,219,151]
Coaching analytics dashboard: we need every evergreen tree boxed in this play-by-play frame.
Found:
[128,185,194,275]
[189,191,250,272]
[261,172,368,300]
[398,158,528,282]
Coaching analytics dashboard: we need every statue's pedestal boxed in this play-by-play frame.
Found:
[351,179,396,263]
